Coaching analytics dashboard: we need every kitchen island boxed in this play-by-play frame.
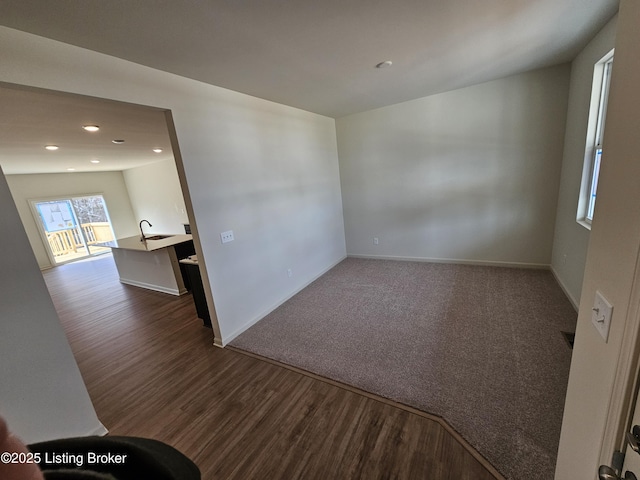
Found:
[99,234,194,295]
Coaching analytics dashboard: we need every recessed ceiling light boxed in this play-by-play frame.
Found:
[67,168,76,171]
[112,139,125,144]
[82,125,100,132]
[90,159,100,164]
[152,148,163,153]
[376,60,393,69]
[45,145,59,151]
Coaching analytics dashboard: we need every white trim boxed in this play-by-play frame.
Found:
[600,239,640,466]
[87,423,109,437]
[219,255,347,346]
[577,48,615,226]
[577,219,592,231]
[218,254,564,347]
[346,253,550,270]
[118,278,186,296]
[550,265,580,311]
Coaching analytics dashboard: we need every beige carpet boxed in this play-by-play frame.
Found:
[231,258,577,480]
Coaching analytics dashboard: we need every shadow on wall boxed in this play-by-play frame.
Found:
[338,66,569,264]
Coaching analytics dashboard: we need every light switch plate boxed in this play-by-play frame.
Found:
[592,290,613,342]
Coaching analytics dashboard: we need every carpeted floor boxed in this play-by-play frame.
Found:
[230,258,577,480]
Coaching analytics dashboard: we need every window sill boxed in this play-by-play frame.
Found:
[577,219,592,231]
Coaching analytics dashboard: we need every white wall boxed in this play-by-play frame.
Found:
[550,16,618,309]
[336,65,570,267]
[5,171,138,269]
[555,0,640,477]
[123,159,189,235]
[0,171,106,443]
[0,27,346,348]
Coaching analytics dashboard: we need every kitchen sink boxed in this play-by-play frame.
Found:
[144,235,173,241]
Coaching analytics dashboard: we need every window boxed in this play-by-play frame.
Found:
[578,50,614,227]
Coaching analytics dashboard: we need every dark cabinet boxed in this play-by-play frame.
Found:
[179,258,211,328]
[174,240,196,291]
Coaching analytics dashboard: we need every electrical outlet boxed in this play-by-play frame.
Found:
[287,269,293,278]
[220,230,234,244]
[373,237,379,245]
[592,290,613,342]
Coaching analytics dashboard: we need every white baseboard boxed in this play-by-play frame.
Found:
[219,255,348,346]
[352,255,582,310]
[347,253,550,270]
[88,422,109,437]
[118,278,186,296]
[550,265,580,311]
[218,254,575,347]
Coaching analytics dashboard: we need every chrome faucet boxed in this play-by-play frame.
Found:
[139,219,152,242]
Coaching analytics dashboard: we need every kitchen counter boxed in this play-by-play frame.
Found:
[98,233,193,252]
[99,234,195,296]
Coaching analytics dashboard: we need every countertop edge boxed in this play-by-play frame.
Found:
[97,234,193,252]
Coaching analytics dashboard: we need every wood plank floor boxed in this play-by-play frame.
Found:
[42,254,502,480]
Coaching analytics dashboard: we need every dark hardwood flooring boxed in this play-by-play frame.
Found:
[42,254,502,480]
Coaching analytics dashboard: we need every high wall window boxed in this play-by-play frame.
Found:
[578,50,614,228]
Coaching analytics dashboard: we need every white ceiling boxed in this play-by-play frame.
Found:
[0,85,174,175]
[0,0,619,174]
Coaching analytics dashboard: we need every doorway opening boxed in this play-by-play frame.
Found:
[0,81,220,342]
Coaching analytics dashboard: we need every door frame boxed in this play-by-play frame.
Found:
[600,240,640,465]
